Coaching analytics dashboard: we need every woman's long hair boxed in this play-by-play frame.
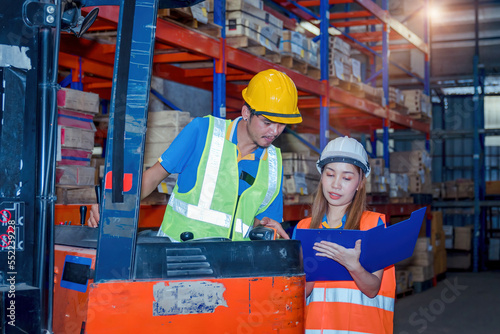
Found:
[309,166,368,230]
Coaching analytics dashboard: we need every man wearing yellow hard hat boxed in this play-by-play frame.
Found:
[88,69,302,241]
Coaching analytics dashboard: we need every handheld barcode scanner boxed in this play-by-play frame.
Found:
[249,226,277,240]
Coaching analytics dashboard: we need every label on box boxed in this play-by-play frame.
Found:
[334,60,344,80]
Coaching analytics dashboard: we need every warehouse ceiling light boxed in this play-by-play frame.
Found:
[428,5,441,22]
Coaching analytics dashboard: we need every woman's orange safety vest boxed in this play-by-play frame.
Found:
[297,211,396,334]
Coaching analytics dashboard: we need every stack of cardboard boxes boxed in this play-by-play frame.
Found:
[329,36,352,82]
[56,88,99,189]
[389,150,432,197]
[280,30,320,72]
[208,0,283,54]
[143,110,192,201]
[403,89,432,120]
[282,152,320,205]
[366,158,390,194]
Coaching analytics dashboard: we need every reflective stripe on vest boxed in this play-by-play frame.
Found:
[198,117,225,209]
[305,330,372,334]
[168,192,232,229]
[234,218,251,237]
[258,145,278,212]
[307,287,394,313]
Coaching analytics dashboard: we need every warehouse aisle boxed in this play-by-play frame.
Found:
[394,271,500,333]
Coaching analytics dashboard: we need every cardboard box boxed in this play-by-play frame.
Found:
[454,226,472,251]
[58,109,97,132]
[396,270,412,293]
[408,264,434,282]
[447,252,471,270]
[145,126,182,144]
[56,166,96,186]
[412,250,434,266]
[207,0,263,12]
[57,148,93,167]
[59,125,95,151]
[369,158,385,176]
[414,237,431,253]
[307,39,319,68]
[486,181,500,195]
[147,110,191,128]
[280,30,308,60]
[57,88,100,114]
[389,150,431,174]
[329,36,351,56]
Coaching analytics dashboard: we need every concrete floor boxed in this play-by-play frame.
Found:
[394,271,500,334]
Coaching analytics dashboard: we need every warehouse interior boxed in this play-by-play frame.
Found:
[1,0,500,333]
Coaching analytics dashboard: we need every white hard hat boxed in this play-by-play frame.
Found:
[316,136,371,177]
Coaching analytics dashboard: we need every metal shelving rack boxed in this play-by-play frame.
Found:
[57,0,431,222]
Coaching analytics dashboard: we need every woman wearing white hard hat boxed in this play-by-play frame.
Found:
[295,136,396,334]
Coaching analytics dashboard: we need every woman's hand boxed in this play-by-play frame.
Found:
[258,217,290,239]
[313,239,362,272]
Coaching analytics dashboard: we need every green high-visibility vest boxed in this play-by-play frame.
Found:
[159,116,282,241]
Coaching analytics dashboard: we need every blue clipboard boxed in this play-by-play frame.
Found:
[295,207,427,281]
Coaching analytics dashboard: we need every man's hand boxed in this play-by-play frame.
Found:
[87,204,100,228]
[258,217,290,239]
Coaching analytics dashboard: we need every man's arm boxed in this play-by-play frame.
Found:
[87,161,170,227]
[141,161,170,200]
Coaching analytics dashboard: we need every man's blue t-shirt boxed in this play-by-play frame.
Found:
[158,116,283,222]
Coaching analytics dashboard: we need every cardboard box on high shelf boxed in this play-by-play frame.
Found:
[280,30,308,60]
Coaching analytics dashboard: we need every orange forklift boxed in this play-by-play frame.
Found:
[0,0,305,333]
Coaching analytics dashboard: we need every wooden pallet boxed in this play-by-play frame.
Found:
[226,35,281,63]
[306,65,321,80]
[158,8,222,39]
[279,54,308,75]
[329,77,352,90]
[408,111,432,123]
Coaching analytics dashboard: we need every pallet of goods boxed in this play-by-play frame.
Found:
[328,36,352,90]
[279,30,309,75]
[282,152,320,205]
[158,1,221,38]
[389,150,432,195]
[403,89,432,122]
[208,0,283,62]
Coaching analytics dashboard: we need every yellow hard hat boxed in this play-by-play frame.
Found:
[242,69,302,124]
